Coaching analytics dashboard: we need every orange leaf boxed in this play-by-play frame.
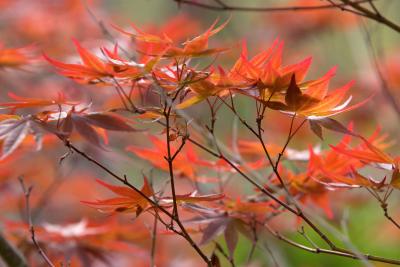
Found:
[82,177,153,214]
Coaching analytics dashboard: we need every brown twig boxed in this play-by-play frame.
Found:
[160,79,212,265]
[337,0,400,33]
[112,77,144,114]
[81,0,134,60]
[172,0,372,12]
[18,177,55,267]
[214,242,235,267]
[175,0,400,34]
[381,202,400,229]
[163,107,181,220]
[150,208,158,267]
[263,222,400,265]
[261,240,280,267]
[366,187,400,230]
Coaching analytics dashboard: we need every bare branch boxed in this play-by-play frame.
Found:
[172,0,372,13]
[337,0,400,33]
[18,177,55,267]
[263,222,400,265]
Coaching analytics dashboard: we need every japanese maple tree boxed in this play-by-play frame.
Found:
[1,1,400,267]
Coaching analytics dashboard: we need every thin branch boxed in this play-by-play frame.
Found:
[176,0,400,34]
[261,240,281,267]
[325,0,371,16]
[263,222,400,265]
[173,0,372,13]
[298,226,318,249]
[381,201,400,229]
[367,0,381,15]
[164,106,180,219]
[337,0,400,33]
[214,242,235,267]
[366,187,400,230]
[150,210,158,267]
[18,177,55,267]
[112,77,144,114]
[171,136,187,161]
[160,82,212,265]
[81,0,134,59]
[274,117,307,170]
